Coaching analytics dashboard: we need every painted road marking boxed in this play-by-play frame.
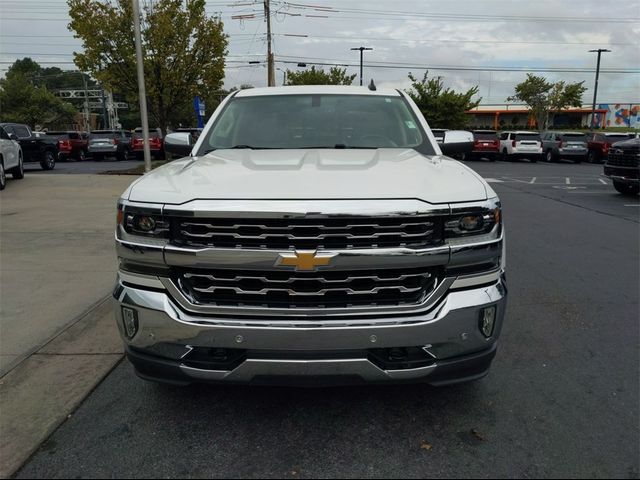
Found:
[599,178,608,184]
[484,178,504,183]
[566,177,571,185]
[530,177,537,184]
[624,204,640,207]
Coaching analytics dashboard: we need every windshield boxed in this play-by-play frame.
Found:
[90,132,116,139]
[516,133,541,141]
[560,133,586,141]
[474,131,498,140]
[198,94,434,154]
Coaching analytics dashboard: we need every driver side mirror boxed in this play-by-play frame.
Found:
[440,130,473,156]
[164,132,194,157]
[8,133,18,141]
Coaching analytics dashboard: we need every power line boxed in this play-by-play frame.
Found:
[274,58,639,74]
[276,1,639,23]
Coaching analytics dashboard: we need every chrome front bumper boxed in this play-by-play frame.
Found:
[113,273,507,386]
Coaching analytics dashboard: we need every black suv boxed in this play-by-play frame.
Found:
[604,137,639,196]
[0,123,58,170]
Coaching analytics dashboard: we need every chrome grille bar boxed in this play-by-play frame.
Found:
[172,215,443,250]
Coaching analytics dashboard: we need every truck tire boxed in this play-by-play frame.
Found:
[0,161,5,190]
[77,150,86,162]
[613,180,639,196]
[11,156,24,179]
[587,151,598,164]
[501,149,509,162]
[40,150,56,170]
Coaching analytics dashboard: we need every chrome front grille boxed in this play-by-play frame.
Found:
[174,267,439,309]
[170,216,443,250]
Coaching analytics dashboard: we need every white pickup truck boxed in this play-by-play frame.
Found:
[114,86,507,387]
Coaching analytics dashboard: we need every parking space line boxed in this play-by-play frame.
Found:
[530,177,537,184]
[624,204,640,207]
[565,177,571,185]
[484,178,504,183]
[599,178,608,184]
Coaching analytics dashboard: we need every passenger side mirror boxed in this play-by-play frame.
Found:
[164,132,194,157]
[8,133,18,141]
[440,130,473,156]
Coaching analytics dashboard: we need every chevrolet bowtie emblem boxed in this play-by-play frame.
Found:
[277,250,337,271]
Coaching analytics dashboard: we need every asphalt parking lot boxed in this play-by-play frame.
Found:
[14,160,640,478]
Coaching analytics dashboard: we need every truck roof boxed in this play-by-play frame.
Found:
[234,85,401,98]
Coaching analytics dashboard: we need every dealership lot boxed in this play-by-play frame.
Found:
[9,160,638,478]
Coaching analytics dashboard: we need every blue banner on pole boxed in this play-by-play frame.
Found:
[194,96,206,128]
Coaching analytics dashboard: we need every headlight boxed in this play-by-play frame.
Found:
[118,203,168,237]
[445,199,501,239]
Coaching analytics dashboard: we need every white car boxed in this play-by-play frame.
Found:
[0,124,24,190]
[499,131,542,162]
[113,85,507,387]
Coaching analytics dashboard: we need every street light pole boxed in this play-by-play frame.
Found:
[351,46,373,86]
[132,0,151,173]
[588,48,611,131]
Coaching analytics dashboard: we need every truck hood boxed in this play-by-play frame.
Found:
[126,149,489,205]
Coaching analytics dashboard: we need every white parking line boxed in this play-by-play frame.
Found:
[484,178,504,183]
[624,204,640,207]
[599,178,608,184]
[565,177,571,185]
[530,177,537,184]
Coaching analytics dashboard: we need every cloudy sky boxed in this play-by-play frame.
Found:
[1,0,639,104]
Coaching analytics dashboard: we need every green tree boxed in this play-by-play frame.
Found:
[0,60,78,127]
[285,66,356,86]
[405,71,480,129]
[5,57,99,90]
[507,74,586,131]
[68,0,228,133]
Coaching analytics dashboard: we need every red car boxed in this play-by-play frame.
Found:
[48,131,89,161]
[468,130,500,161]
[131,128,164,160]
[587,132,634,164]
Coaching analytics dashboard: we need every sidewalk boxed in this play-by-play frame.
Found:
[0,174,136,375]
[0,174,138,477]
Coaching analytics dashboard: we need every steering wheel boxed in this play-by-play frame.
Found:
[357,134,398,148]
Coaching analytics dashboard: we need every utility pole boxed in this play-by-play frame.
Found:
[132,0,152,173]
[351,46,373,86]
[100,87,108,129]
[81,73,90,133]
[264,0,275,86]
[588,48,611,131]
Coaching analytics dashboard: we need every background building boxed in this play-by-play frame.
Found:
[466,103,640,130]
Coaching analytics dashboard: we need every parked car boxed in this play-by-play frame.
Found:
[0,124,25,190]
[587,132,634,164]
[467,130,500,161]
[541,131,588,163]
[88,130,132,161]
[430,128,447,144]
[47,130,89,162]
[114,86,506,387]
[131,128,164,160]
[0,123,57,170]
[174,127,203,141]
[499,131,541,162]
[604,137,639,196]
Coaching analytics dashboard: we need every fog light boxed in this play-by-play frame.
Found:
[122,307,139,339]
[480,306,496,338]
